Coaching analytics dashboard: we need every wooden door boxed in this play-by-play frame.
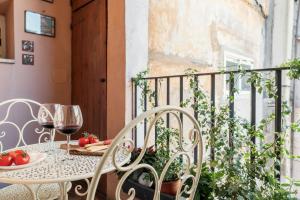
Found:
[72,0,107,140]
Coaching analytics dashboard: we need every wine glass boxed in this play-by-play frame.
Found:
[38,104,60,152]
[54,105,83,159]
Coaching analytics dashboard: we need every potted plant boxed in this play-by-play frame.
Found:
[117,145,156,183]
[132,59,300,199]
[153,124,182,196]
[119,122,183,197]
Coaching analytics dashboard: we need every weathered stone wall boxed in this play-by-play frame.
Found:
[148,0,267,76]
[147,0,267,122]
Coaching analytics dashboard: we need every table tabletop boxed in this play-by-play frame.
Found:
[0,141,129,185]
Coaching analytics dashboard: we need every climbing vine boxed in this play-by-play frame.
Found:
[133,59,300,200]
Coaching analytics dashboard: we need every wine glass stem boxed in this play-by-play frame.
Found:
[67,135,71,156]
[50,129,55,150]
[50,129,55,141]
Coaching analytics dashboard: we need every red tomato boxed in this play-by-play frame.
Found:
[9,150,25,160]
[8,151,16,159]
[15,150,25,155]
[78,137,90,147]
[0,153,13,166]
[103,139,112,145]
[88,135,99,144]
[14,153,30,165]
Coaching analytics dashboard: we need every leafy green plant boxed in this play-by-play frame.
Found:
[132,59,300,199]
[183,67,299,199]
[117,125,182,183]
[116,146,156,179]
[281,58,300,79]
[153,124,182,182]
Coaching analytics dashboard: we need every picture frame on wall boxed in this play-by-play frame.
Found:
[42,0,54,3]
[22,54,34,65]
[25,11,55,37]
[22,40,34,52]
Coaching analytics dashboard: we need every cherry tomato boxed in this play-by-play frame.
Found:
[15,150,25,155]
[0,153,13,166]
[8,151,16,159]
[88,135,99,144]
[103,139,112,145]
[14,153,30,165]
[9,150,25,160]
[78,132,90,147]
[78,137,90,147]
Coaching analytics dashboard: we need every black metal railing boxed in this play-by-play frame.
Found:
[132,66,290,179]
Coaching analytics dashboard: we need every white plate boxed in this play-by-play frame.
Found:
[0,152,47,170]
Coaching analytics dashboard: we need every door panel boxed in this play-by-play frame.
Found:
[71,0,94,11]
[72,0,107,140]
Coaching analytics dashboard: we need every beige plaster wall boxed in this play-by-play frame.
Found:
[0,0,71,104]
[148,0,267,76]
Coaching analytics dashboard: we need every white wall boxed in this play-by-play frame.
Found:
[272,0,294,65]
[125,0,149,123]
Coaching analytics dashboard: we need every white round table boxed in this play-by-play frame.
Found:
[0,141,129,200]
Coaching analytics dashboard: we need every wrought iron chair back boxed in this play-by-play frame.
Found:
[0,98,54,153]
[87,106,203,200]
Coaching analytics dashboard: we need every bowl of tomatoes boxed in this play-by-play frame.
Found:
[0,150,47,170]
[78,132,112,147]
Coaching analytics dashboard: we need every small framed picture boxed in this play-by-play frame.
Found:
[42,0,54,3]
[25,11,55,37]
[22,40,34,52]
[22,54,34,65]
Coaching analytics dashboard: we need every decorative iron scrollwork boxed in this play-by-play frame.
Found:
[0,99,54,152]
[87,106,204,200]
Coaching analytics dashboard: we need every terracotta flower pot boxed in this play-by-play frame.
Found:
[160,179,181,196]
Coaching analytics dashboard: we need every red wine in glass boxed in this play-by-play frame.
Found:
[56,125,81,135]
[38,104,60,152]
[54,105,83,159]
[40,122,55,129]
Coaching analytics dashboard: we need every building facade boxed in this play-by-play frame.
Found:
[126,0,300,195]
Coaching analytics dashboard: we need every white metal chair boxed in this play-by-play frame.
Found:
[86,106,204,200]
[0,99,60,200]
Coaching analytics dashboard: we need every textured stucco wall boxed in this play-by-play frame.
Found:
[146,0,267,122]
[148,0,267,77]
[125,0,268,120]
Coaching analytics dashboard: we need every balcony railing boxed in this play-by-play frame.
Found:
[132,66,291,179]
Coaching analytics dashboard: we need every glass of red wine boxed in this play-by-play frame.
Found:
[54,105,83,159]
[38,104,60,152]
